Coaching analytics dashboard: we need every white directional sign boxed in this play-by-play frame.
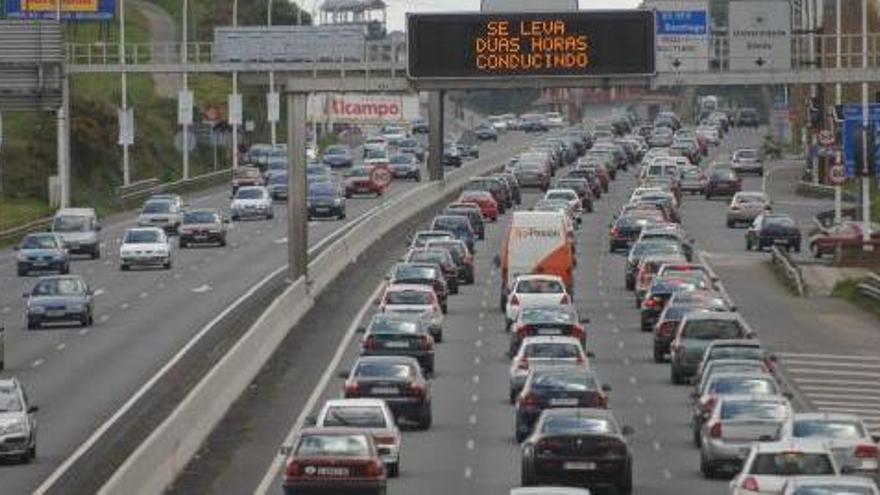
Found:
[117,108,134,146]
[178,90,194,126]
[729,0,792,71]
[648,0,710,73]
[228,94,243,126]
[267,92,280,123]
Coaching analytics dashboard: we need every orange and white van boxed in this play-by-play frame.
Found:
[498,211,574,311]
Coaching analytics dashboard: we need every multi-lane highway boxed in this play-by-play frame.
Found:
[0,132,527,493]
[161,125,880,495]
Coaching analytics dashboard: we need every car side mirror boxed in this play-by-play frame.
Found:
[872,434,880,444]
[621,425,634,436]
[767,353,778,362]
[96,225,103,232]
[356,326,367,334]
[579,317,590,324]
[492,254,501,269]
[336,370,350,379]
[783,392,794,400]
[12,246,19,251]
[27,406,39,414]
[729,305,738,312]
[586,351,596,358]
[305,415,318,426]
[22,292,30,299]
[279,445,293,456]
[601,384,612,392]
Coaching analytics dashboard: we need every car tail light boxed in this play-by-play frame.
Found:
[409,382,426,398]
[285,460,302,479]
[516,324,532,335]
[510,294,520,306]
[521,393,538,407]
[363,336,377,350]
[701,396,717,414]
[418,335,432,350]
[709,422,722,439]
[571,324,585,340]
[364,459,384,478]
[740,476,759,492]
[642,297,660,309]
[595,393,608,408]
[517,357,529,370]
[374,434,397,446]
[560,294,570,304]
[656,321,677,337]
[536,438,564,452]
[855,444,879,458]
[344,382,359,397]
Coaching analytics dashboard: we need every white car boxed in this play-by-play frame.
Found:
[312,399,402,477]
[379,284,444,341]
[508,336,588,402]
[780,412,880,477]
[544,112,566,128]
[381,126,407,147]
[119,227,172,271]
[730,440,840,494]
[781,475,880,495]
[697,125,721,145]
[505,274,571,325]
[363,136,389,156]
[544,189,583,216]
[230,186,274,221]
[488,115,509,133]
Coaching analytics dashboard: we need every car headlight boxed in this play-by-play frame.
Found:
[68,303,85,312]
[334,198,343,205]
[0,419,26,435]
[28,305,46,314]
[16,252,27,261]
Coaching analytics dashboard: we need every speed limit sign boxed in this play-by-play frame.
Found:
[829,164,845,185]
[370,166,392,188]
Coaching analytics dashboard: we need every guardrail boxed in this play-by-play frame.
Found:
[115,169,232,210]
[0,216,53,246]
[771,245,806,297]
[88,141,534,495]
[857,272,880,302]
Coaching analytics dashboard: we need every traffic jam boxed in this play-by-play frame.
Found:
[277,110,880,495]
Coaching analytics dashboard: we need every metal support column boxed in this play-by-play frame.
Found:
[427,91,445,182]
[287,92,309,281]
[861,0,872,247]
[58,72,70,208]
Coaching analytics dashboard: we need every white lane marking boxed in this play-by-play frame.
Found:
[778,352,880,362]
[157,282,165,289]
[471,394,479,403]
[86,268,95,275]
[99,315,110,323]
[466,439,475,451]
[32,358,44,368]
[635,396,645,405]
[483,289,489,297]
[653,440,662,452]
[788,368,880,378]
[807,393,880,402]
[662,468,672,480]
[464,466,473,479]
[597,279,603,287]
[623,357,631,366]
[598,290,606,297]
[481,300,487,309]
[785,360,880,370]
[477,325,484,333]
[629,376,637,385]
[472,375,480,384]
[120,303,130,310]
[607,313,615,321]
[1,307,10,315]
[602,301,610,308]
[93,288,106,296]
[139,291,149,299]
[645,414,653,426]
[56,343,66,352]
[273,237,288,245]
[79,328,89,335]
[793,377,880,386]
[475,339,483,348]
[617,341,625,349]
[479,312,485,320]
[191,284,213,294]
[800,385,880,394]
[469,414,477,425]
[612,327,620,334]
[474,356,481,365]
[189,265,199,272]
[252,282,385,495]
[173,273,182,280]
[816,406,880,415]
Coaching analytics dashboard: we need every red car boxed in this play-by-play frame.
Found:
[809,222,880,257]
[345,166,385,198]
[231,166,264,194]
[457,190,498,221]
[283,427,387,495]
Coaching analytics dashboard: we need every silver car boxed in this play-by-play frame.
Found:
[726,192,771,227]
[137,198,183,235]
[0,378,38,463]
[230,186,274,221]
[731,148,764,176]
[781,412,880,477]
[700,394,792,478]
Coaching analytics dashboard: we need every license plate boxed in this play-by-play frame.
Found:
[774,239,789,245]
[550,398,579,406]
[194,235,208,240]
[46,310,66,318]
[537,328,563,335]
[384,341,410,349]
[315,207,330,212]
[316,467,349,477]
[32,262,48,267]
[371,387,398,395]
[564,462,596,471]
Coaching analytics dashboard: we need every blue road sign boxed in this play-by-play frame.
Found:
[656,10,707,36]
[842,103,880,177]
[6,0,116,21]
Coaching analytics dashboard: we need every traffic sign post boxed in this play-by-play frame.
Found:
[370,166,392,189]
[841,103,880,178]
[829,164,845,185]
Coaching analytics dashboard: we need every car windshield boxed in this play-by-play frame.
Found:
[737,150,759,159]
[386,290,433,305]
[409,251,447,265]
[721,401,788,420]
[53,215,92,232]
[21,235,59,249]
[236,189,264,200]
[32,277,85,296]
[434,218,467,231]
[0,385,22,412]
[365,149,386,159]
[390,155,413,165]
[354,362,413,378]
[348,168,370,178]
[124,230,160,244]
[324,146,348,156]
[541,416,613,434]
[309,184,337,197]
[632,241,682,258]
[524,343,581,359]
[793,420,866,439]
[683,320,745,340]
[516,279,564,294]
[546,192,575,201]
[296,434,370,457]
[792,486,874,495]
[143,201,171,214]
[532,371,596,392]
[183,211,218,224]
[270,174,287,184]
[749,452,835,476]
[712,170,737,180]
[322,406,387,428]
[711,377,777,395]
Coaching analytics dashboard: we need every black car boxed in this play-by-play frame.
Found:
[492,172,522,205]
[25,275,94,329]
[387,263,448,313]
[520,408,634,493]
[514,366,610,442]
[405,248,460,295]
[555,178,594,213]
[307,182,346,220]
[411,117,429,134]
[746,213,802,252]
[566,168,602,199]
[425,238,474,285]
[624,239,686,290]
[705,167,741,199]
[443,204,485,241]
[341,356,432,429]
[639,273,711,332]
[609,213,661,252]
[463,178,508,213]
[358,313,435,374]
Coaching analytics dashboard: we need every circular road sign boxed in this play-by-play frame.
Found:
[370,165,392,188]
[818,130,835,147]
[829,164,845,185]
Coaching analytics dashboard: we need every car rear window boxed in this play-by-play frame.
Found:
[749,452,835,476]
[541,416,613,434]
[370,317,419,334]
[296,434,370,457]
[792,420,866,439]
[125,230,160,244]
[385,290,433,305]
[532,371,596,392]
[682,320,745,340]
[183,211,218,224]
[711,377,778,395]
[524,343,581,359]
[516,279,564,294]
[721,401,787,420]
[709,346,764,361]
[236,188,264,200]
[792,486,874,495]
[322,406,387,428]
[354,362,413,379]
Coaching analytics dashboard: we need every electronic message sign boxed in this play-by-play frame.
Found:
[407,11,655,80]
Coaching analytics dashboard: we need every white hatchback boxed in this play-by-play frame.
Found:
[505,274,571,326]
[119,227,172,270]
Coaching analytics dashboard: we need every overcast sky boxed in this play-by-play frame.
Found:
[381,0,643,31]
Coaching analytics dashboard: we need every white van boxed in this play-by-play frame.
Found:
[52,207,101,258]
[498,211,574,311]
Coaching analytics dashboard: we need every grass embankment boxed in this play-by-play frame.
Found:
[833,278,880,319]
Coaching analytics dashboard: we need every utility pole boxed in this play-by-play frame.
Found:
[57,0,70,207]
[834,0,842,225]
[808,0,819,184]
[120,0,131,186]
[268,0,278,147]
[181,0,191,180]
[861,0,872,247]
[231,0,240,169]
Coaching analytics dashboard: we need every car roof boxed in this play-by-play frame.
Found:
[55,207,96,216]
[515,274,564,282]
[126,227,164,233]
[322,398,390,409]
[542,407,615,420]
[385,283,434,293]
[355,355,420,365]
[510,488,593,495]
[683,311,743,321]
[707,338,762,348]
[521,336,582,345]
[751,439,834,454]
[717,394,789,404]
[298,426,374,437]
[707,371,776,382]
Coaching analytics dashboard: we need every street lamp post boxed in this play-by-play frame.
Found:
[182,0,190,180]
[861,0,872,247]
[268,0,277,147]
[231,0,240,169]
[120,0,131,186]
[834,0,842,225]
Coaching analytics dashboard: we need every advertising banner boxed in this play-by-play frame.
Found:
[6,0,116,21]
[649,0,710,72]
[729,0,791,71]
[307,94,419,124]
